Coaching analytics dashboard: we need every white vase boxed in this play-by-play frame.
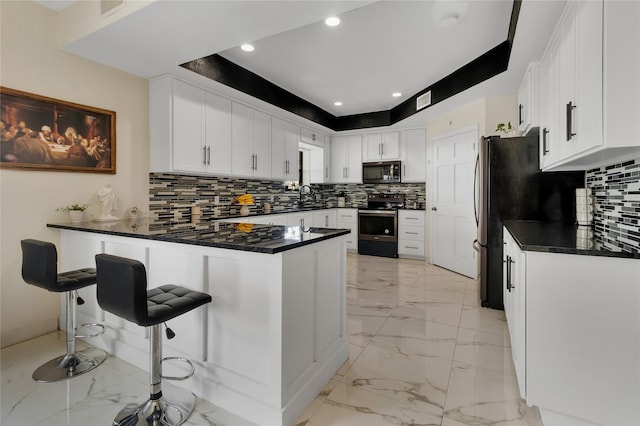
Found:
[68,210,84,223]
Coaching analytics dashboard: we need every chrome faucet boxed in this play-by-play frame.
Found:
[299,184,313,206]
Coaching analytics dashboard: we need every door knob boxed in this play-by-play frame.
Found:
[431,207,437,211]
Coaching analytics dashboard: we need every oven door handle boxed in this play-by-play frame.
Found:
[358,210,397,217]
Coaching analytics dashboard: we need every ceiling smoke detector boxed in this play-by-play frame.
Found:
[432,1,468,27]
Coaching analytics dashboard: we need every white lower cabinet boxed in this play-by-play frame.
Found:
[503,226,640,425]
[336,208,357,251]
[287,212,313,229]
[398,210,425,258]
[312,209,337,228]
[502,228,526,399]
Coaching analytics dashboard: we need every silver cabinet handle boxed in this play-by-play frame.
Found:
[406,231,419,235]
[381,143,384,156]
[203,146,207,165]
[406,217,419,220]
[405,246,419,249]
[206,146,211,165]
[255,154,258,170]
[431,207,437,211]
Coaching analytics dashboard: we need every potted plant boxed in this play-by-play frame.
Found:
[56,203,88,223]
[496,121,521,137]
[129,206,143,219]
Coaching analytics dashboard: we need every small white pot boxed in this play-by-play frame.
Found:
[68,210,84,223]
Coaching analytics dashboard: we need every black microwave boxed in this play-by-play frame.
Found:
[362,161,401,184]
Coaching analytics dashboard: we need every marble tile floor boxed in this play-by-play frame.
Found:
[1,254,541,426]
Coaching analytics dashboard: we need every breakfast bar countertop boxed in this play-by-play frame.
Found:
[47,219,350,254]
[503,220,640,259]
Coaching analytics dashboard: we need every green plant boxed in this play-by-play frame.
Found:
[56,203,88,212]
[496,121,513,134]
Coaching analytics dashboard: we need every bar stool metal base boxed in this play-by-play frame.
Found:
[32,347,107,382]
[113,383,196,426]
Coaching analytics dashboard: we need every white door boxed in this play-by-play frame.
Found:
[430,126,478,278]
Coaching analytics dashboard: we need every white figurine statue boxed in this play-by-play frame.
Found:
[95,184,119,221]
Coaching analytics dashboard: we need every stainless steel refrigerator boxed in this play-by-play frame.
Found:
[474,129,584,310]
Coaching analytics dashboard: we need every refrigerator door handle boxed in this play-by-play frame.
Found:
[473,239,482,252]
[473,154,479,226]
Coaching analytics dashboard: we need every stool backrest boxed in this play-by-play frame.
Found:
[21,239,58,291]
[95,254,149,326]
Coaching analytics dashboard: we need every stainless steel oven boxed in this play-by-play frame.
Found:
[358,194,405,258]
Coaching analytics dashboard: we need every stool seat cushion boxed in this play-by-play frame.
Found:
[95,254,212,327]
[145,284,212,325]
[57,268,98,291]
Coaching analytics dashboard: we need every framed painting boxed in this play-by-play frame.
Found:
[0,87,116,173]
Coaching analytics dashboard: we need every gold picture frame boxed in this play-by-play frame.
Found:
[0,87,116,173]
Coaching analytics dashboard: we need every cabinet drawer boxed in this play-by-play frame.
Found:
[399,211,425,226]
[399,225,424,241]
[398,240,425,257]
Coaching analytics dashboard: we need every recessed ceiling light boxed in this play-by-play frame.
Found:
[241,44,254,52]
[334,101,343,106]
[392,92,402,98]
[325,16,340,27]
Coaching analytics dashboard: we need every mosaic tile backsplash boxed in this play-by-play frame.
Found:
[586,158,640,253]
[149,173,426,224]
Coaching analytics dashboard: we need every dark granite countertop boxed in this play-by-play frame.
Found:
[503,220,640,259]
[47,219,350,254]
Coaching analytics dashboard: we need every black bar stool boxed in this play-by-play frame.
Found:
[95,253,212,426]
[20,239,107,382]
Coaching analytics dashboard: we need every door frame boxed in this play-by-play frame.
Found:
[428,124,479,277]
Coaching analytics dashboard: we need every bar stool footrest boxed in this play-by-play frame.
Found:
[75,323,106,339]
[160,357,195,381]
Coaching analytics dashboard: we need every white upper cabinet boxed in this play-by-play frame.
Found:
[271,117,299,180]
[231,102,272,178]
[331,135,362,183]
[150,76,231,175]
[517,62,539,135]
[363,132,400,161]
[401,129,426,182]
[300,127,322,145]
[204,91,232,175]
[539,0,640,171]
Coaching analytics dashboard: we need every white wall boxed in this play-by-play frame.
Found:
[0,1,149,347]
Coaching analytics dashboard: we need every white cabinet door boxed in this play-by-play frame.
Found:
[231,102,255,176]
[287,212,313,228]
[518,62,538,134]
[364,132,400,161]
[231,103,271,178]
[300,127,321,145]
[331,135,362,183]
[502,228,526,400]
[401,129,426,182]
[336,208,357,251]
[172,79,205,173]
[253,109,271,179]
[204,91,232,175]
[539,35,561,169]
[271,117,288,180]
[312,209,337,228]
[330,137,347,183]
[284,121,299,180]
[345,135,362,183]
[323,135,331,182]
[572,0,603,155]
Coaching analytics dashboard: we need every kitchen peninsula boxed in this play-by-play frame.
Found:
[47,219,350,426]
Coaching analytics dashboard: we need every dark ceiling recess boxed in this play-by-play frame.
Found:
[180,0,521,132]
